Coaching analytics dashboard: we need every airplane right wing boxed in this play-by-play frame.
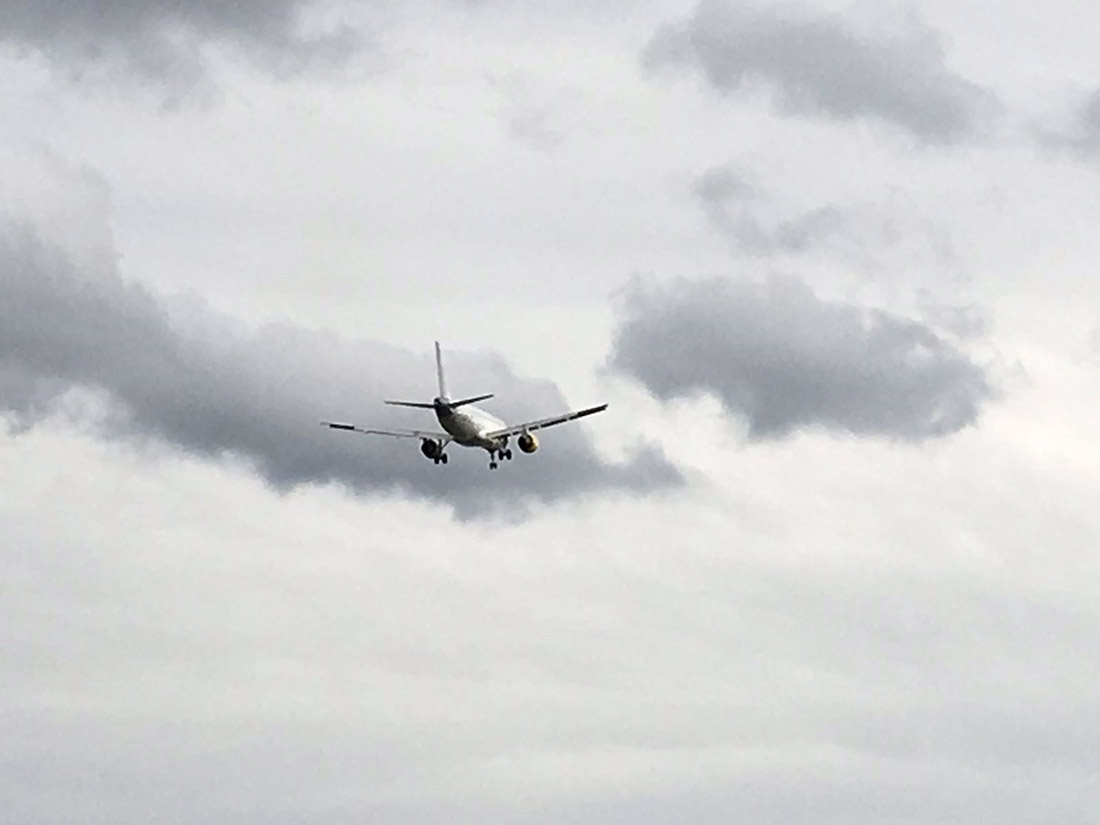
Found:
[321,421,451,442]
[484,403,608,440]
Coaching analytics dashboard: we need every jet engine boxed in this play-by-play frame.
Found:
[517,433,539,454]
[420,438,447,463]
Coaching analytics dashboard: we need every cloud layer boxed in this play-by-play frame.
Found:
[0,221,680,520]
[644,1,998,143]
[5,4,1100,823]
[610,276,994,441]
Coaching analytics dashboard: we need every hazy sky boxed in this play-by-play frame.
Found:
[3,1,1100,822]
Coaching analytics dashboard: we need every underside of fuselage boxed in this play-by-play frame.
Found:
[431,405,515,468]
[437,405,506,450]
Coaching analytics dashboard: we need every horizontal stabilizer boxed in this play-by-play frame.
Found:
[449,393,494,409]
[384,400,436,409]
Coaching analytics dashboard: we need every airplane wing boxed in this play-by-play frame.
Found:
[320,421,451,442]
[484,403,608,440]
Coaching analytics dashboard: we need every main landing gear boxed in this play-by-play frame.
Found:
[421,438,448,466]
[488,448,513,470]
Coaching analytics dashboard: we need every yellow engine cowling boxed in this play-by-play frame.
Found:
[517,433,539,453]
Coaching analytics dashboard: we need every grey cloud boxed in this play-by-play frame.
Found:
[692,165,964,280]
[0,225,681,519]
[1068,91,1100,153]
[916,294,989,341]
[644,1,998,143]
[489,73,571,152]
[0,0,363,85]
[693,166,851,256]
[609,276,994,441]
[1041,89,1100,157]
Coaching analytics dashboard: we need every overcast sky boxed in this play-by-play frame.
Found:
[3,1,1100,822]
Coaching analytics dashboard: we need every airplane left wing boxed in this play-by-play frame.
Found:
[321,421,451,442]
[484,403,608,440]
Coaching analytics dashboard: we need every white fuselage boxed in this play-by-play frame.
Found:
[436,404,507,451]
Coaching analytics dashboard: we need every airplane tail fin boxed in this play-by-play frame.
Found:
[385,343,492,410]
[435,341,448,401]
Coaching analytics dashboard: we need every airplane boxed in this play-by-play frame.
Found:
[321,342,608,469]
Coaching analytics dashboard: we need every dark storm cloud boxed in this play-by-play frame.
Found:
[0,0,362,84]
[643,1,998,143]
[0,225,680,519]
[609,276,994,441]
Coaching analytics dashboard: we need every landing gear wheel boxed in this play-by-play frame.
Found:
[504,449,513,460]
[441,454,448,464]
[489,461,498,470]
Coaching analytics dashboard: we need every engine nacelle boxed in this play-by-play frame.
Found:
[517,433,539,454]
[420,438,443,460]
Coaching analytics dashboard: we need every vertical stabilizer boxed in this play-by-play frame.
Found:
[434,341,449,401]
